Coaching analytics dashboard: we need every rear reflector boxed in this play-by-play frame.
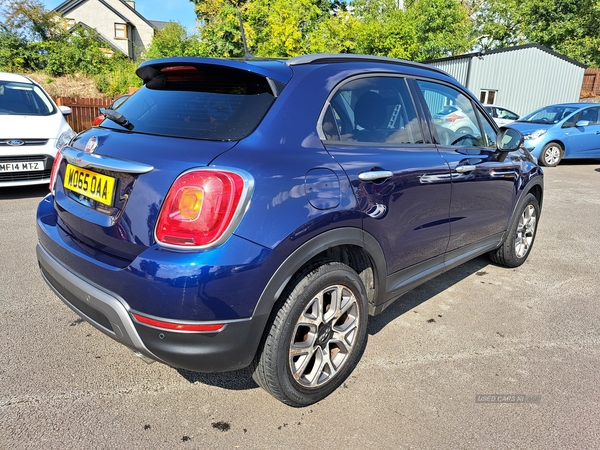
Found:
[132,313,225,332]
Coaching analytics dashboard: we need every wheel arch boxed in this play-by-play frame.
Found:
[539,139,565,163]
[526,179,544,212]
[509,176,544,231]
[252,227,386,321]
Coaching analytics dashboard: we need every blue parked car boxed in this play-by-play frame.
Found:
[508,103,600,166]
[36,55,543,406]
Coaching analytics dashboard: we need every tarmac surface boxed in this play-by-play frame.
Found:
[1,160,599,449]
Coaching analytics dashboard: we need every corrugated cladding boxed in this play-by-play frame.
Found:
[426,45,587,116]
[429,59,470,86]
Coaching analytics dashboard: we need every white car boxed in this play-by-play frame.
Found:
[484,104,520,127]
[432,104,479,135]
[0,72,76,187]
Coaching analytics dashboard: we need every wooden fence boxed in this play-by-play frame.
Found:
[581,68,600,97]
[53,96,113,133]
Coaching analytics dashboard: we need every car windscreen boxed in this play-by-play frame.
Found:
[102,65,277,141]
[0,81,55,116]
[519,106,579,124]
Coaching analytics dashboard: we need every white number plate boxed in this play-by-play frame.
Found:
[0,161,44,172]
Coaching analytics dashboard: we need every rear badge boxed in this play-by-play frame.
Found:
[85,136,98,154]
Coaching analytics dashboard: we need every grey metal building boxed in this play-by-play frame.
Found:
[425,44,587,116]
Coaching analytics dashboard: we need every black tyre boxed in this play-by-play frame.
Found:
[489,193,540,268]
[539,142,563,167]
[250,261,368,406]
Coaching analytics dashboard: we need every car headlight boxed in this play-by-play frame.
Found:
[56,129,76,149]
[523,129,547,141]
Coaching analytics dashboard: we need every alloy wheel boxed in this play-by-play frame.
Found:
[515,204,537,258]
[543,145,562,166]
[289,284,360,388]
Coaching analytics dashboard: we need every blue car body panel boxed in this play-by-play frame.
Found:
[509,103,600,162]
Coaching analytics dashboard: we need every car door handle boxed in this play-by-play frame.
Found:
[358,170,394,182]
[455,165,476,173]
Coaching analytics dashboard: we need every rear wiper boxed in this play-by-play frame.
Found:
[102,109,134,130]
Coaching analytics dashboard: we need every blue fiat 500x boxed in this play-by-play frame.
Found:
[36,54,543,406]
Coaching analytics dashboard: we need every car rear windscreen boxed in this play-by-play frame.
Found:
[102,64,277,141]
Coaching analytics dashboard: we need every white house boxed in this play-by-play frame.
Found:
[53,0,168,60]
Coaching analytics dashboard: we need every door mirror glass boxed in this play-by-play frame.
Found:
[496,127,523,151]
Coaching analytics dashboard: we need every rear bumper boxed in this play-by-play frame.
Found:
[37,242,268,372]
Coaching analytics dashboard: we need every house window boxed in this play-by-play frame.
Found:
[114,23,127,39]
[480,90,497,105]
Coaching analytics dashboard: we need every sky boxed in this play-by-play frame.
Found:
[43,0,198,32]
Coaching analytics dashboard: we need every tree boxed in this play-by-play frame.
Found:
[191,0,248,57]
[466,0,526,50]
[345,0,419,59]
[405,0,473,60]
[0,26,33,69]
[0,0,64,42]
[246,0,325,57]
[39,25,119,76]
[521,0,600,66]
[145,22,200,59]
[306,10,361,54]
[469,0,600,66]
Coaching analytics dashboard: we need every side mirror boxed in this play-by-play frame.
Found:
[59,105,72,116]
[496,127,523,152]
[575,120,590,127]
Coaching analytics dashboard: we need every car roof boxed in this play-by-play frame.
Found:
[0,72,35,84]
[287,53,449,75]
[136,54,454,87]
[545,103,594,108]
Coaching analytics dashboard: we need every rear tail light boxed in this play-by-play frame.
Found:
[132,313,225,332]
[445,113,464,123]
[92,113,105,126]
[155,169,253,249]
[49,147,64,193]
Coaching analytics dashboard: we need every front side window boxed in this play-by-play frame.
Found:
[114,23,127,39]
[320,76,423,145]
[475,108,497,147]
[417,80,495,147]
[0,81,55,116]
[577,107,600,125]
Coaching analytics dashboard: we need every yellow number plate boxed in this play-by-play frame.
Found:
[64,164,116,206]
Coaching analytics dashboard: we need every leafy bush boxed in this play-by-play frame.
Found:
[94,58,142,97]
[0,27,38,70]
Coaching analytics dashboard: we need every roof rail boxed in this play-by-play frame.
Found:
[286,54,449,76]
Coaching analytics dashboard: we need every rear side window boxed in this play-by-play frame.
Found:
[105,65,276,140]
[320,76,424,145]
